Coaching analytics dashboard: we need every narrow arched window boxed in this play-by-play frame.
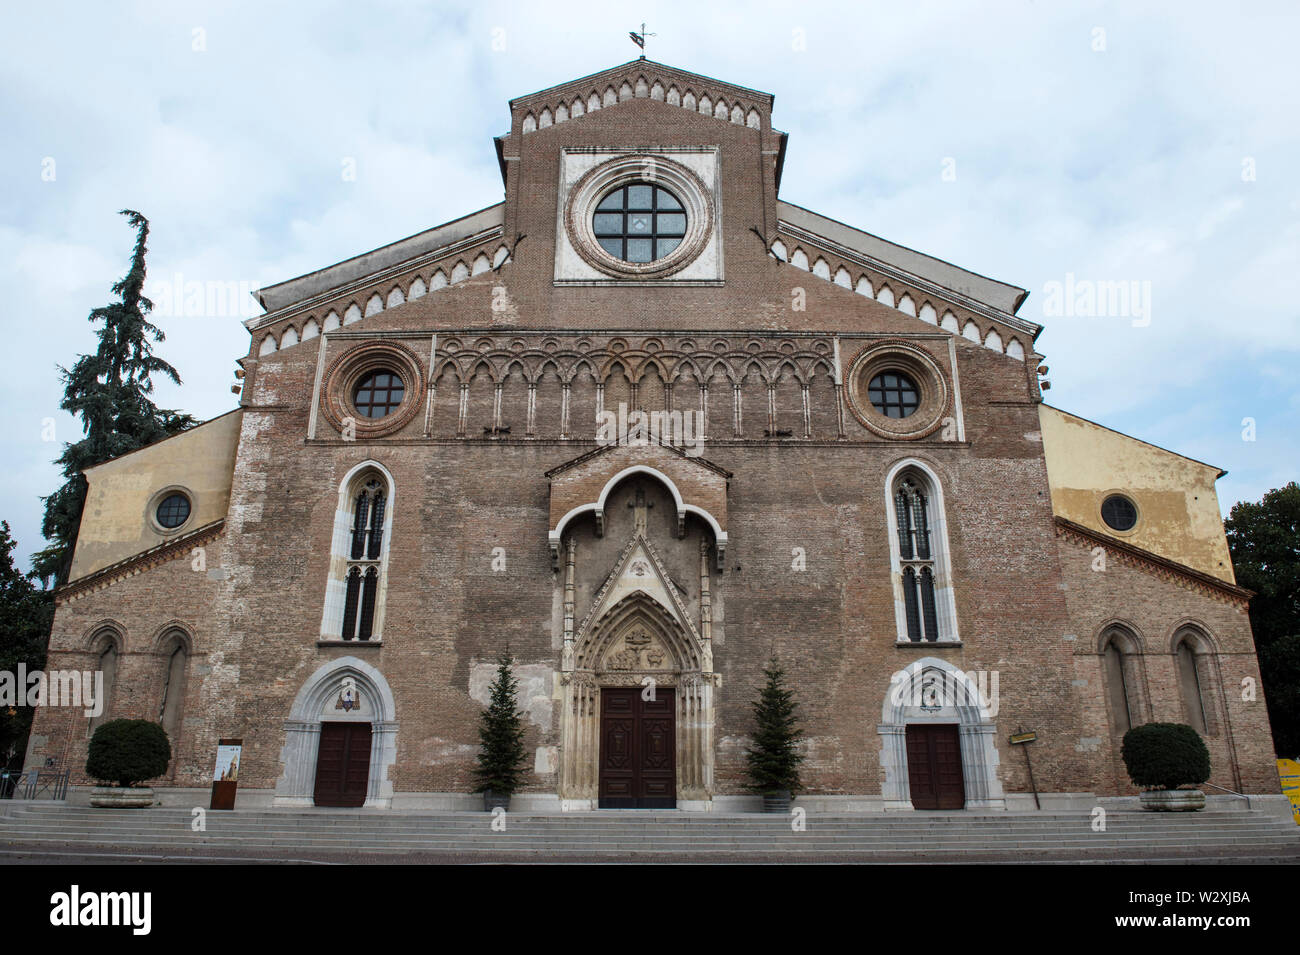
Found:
[323,467,393,642]
[888,469,956,643]
[89,631,120,733]
[1101,628,1144,735]
[1174,630,1214,736]
[157,633,189,744]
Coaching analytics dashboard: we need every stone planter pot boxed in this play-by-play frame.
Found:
[89,786,156,809]
[483,791,510,812]
[761,790,792,813]
[1139,789,1206,812]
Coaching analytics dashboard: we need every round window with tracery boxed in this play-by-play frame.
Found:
[592,182,687,264]
[353,371,405,419]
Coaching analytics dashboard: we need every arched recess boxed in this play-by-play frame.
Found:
[878,657,1005,810]
[1098,623,1148,735]
[87,626,122,733]
[273,656,398,808]
[1171,624,1222,738]
[153,627,192,756]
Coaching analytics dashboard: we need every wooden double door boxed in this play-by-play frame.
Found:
[906,724,965,810]
[599,687,676,808]
[313,722,372,807]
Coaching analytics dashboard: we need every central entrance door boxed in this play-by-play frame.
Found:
[313,722,372,807]
[599,687,676,808]
[905,723,965,810]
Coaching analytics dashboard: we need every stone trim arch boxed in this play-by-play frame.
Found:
[883,458,960,644]
[273,656,398,808]
[878,657,1005,810]
[147,620,195,655]
[549,464,728,556]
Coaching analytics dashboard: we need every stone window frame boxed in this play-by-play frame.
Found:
[321,341,426,440]
[1099,491,1141,535]
[883,459,960,645]
[318,461,396,644]
[844,341,951,440]
[563,154,715,280]
[146,485,196,536]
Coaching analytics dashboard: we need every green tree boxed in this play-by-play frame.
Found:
[0,522,54,771]
[1226,482,1300,756]
[745,657,805,794]
[85,719,171,788]
[33,210,196,585]
[1226,482,1300,653]
[473,652,528,795]
[1259,635,1300,758]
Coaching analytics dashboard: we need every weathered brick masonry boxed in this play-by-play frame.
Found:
[26,59,1278,809]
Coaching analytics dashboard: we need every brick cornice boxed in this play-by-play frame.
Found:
[1054,517,1252,608]
[55,520,225,605]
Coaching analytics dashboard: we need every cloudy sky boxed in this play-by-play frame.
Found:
[3,0,1297,573]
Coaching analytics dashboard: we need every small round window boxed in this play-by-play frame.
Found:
[354,371,405,419]
[1101,494,1138,532]
[156,493,191,529]
[592,182,687,263]
[867,371,920,418]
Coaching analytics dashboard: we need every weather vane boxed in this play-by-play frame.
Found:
[628,22,655,58]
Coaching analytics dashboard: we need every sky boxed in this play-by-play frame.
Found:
[2,0,1297,574]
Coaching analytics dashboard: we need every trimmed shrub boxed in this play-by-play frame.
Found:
[86,719,171,788]
[1121,722,1210,791]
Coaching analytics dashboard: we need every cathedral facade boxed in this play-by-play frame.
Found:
[27,60,1279,811]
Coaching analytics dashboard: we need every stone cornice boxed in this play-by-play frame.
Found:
[777,220,1041,341]
[55,520,225,605]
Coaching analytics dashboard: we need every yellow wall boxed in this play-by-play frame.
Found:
[1038,405,1235,583]
[69,410,243,581]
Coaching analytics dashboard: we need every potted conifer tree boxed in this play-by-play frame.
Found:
[1121,722,1211,811]
[745,657,805,812]
[86,718,170,808]
[473,652,528,811]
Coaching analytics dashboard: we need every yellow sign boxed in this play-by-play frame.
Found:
[1278,759,1300,825]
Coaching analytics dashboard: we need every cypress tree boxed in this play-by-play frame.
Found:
[0,521,54,773]
[745,656,805,794]
[473,651,528,795]
[33,210,196,584]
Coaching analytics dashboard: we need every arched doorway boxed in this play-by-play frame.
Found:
[559,545,716,810]
[273,657,398,808]
[878,657,1005,810]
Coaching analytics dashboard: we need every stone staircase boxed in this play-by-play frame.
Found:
[3,803,1298,862]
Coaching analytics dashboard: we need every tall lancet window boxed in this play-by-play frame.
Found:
[886,465,958,643]
[322,465,394,642]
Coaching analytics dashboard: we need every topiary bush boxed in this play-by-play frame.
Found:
[1120,722,1210,791]
[85,719,171,788]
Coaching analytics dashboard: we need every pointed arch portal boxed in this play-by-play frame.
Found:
[274,656,398,808]
[878,657,1005,810]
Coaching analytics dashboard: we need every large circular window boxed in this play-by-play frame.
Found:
[1101,494,1138,532]
[843,342,950,439]
[321,340,426,439]
[155,493,191,529]
[353,370,405,419]
[592,183,687,263]
[564,155,714,279]
[867,371,920,419]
